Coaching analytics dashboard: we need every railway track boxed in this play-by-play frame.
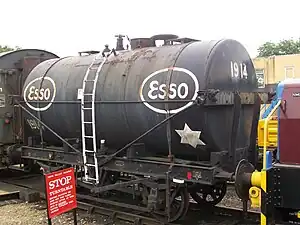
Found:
[0,173,260,225]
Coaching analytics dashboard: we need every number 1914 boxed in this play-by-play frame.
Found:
[230,61,248,79]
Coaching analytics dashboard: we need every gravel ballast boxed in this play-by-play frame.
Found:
[0,200,106,225]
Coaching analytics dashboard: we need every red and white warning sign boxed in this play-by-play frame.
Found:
[45,167,77,219]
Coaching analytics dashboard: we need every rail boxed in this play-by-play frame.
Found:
[263,100,281,169]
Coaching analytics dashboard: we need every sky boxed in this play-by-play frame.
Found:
[1,0,299,58]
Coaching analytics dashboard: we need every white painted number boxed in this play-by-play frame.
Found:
[230,61,248,79]
[27,86,51,101]
[148,80,189,100]
[27,119,44,130]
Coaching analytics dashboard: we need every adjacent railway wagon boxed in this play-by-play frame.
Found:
[0,49,58,169]
[238,78,300,225]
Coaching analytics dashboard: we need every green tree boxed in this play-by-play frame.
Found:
[257,38,300,57]
[0,45,21,53]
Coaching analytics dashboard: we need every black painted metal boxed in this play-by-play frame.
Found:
[265,164,300,224]
[97,100,198,168]
[248,93,261,167]
[21,145,219,185]
[17,104,80,153]
[234,159,255,201]
[228,93,241,170]
[36,57,71,149]
[90,178,150,193]
[273,164,300,209]
[22,39,259,172]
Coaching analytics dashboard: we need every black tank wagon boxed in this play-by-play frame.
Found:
[0,49,58,169]
[16,35,267,222]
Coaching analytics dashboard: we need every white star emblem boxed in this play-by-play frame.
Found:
[175,123,206,148]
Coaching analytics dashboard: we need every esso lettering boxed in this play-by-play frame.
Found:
[49,176,72,190]
[23,76,56,111]
[27,86,51,101]
[27,118,43,130]
[147,80,189,100]
[230,61,248,79]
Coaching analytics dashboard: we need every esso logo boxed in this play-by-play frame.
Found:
[139,67,199,114]
[23,77,56,111]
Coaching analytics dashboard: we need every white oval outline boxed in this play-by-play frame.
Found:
[139,67,199,114]
[23,76,56,111]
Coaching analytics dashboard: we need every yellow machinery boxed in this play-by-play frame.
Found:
[257,118,277,149]
[235,100,282,225]
[257,105,278,150]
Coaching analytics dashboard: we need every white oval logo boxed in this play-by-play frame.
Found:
[23,76,56,111]
[139,67,199,114]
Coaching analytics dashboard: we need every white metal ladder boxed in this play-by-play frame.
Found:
[81,52,110,184]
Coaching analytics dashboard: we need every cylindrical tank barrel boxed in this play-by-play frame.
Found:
[21,39,258,161]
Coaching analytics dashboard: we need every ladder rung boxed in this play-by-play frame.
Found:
[83,180,96,184]
[82,107,93,110]
[84,150,94,153]
[84,93,93,95]
[86,164,96,167]
[83,180,94,184]
[85,177,97,181]
[83,121,93,124]
[84,136,94,138]
[85,80,96,82]
[89,67,99,70]
[84,178,97,183]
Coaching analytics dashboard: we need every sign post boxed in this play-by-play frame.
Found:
[44,167,77,225]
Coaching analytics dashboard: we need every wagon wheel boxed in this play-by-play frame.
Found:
[90,171,120,197]
[151,186,190,223]
[190,182,227,206]
[23,159,41,173]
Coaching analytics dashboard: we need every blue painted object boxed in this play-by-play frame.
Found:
[261,99,278,119]
[261,83,280,119]
[276,81,284,161]
[266,150,273,169]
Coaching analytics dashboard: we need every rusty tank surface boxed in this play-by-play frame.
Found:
[21,35,259,171]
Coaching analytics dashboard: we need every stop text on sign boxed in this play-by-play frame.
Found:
[49,176,72,190]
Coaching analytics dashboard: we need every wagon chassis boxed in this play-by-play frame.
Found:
[20,144,233,222]
[11,90,268,222]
